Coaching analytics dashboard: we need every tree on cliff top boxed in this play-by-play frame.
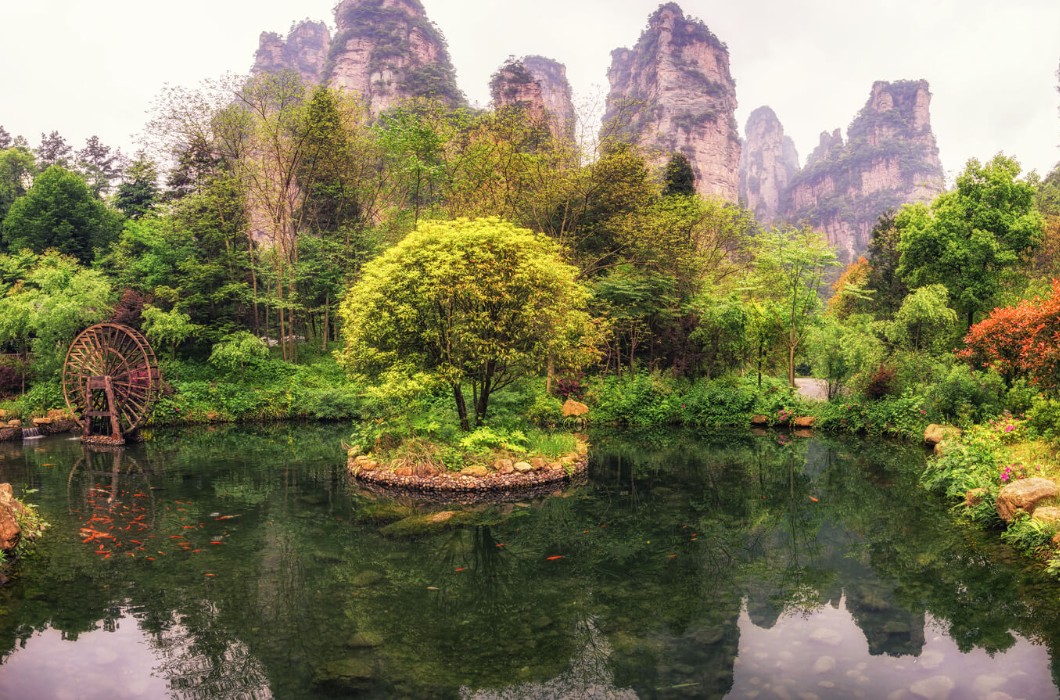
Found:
[338,217,598,431]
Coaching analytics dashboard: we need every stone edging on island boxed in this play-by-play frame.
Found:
[348,451,589,494]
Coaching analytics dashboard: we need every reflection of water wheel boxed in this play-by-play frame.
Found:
[62,323,162,445]
[68,446,157,557]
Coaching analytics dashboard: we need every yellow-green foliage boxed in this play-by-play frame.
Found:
[338,217,600,425]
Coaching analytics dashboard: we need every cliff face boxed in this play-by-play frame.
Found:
[603,3,741,201]
[489,56,575,140]
[252,21,331,85]
[325,0,464,116]
[522,56,576,140]
[739,106,799,226]
[782,80,945,264]
[252,0,463,115]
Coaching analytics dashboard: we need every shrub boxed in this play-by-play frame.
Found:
[813,392,928,439]
[0,359,22,398]
[929,364,1004,427]
[1001,514,1058,557]
[459,426,528,454]
[919,424,1002,526]
[1027,395,1060,442]
[863,364,897,399]
[1004,379,1040,418]
[208,331,269,378]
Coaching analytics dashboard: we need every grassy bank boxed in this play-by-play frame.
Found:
[0,353,363,426]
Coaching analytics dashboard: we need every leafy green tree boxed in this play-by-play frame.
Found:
[339,218,598,430]
[0,250,113,380]
[616,195,755,373]
[593,265,677,375]
[898,155,1043,328]
[142,304,202,359]
[755,226,839,387]
[887,284,959,353]
[0,146,35,225]
[113,152,159,219]
[808,314,884,398]
[663,152,695,196]
[103,174,253,342]
[209,331,269,379]
[689,293,750,380]
[2,165,122,263]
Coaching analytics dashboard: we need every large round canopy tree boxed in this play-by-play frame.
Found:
[338,217,597,430]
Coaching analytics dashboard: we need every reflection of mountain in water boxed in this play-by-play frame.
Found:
[460,618,637,700]
[0,425,1058,698]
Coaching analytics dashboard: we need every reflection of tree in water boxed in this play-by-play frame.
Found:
[2,425,1060,697]
[142,609,273,699]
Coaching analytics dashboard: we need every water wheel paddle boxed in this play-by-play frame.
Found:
[62,323,161,444]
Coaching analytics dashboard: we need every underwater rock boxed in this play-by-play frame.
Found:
[380,510,473,537]
[356,502,414,524]
[313,657,375,693]
[345,631,384,648]
[349,570,384,587]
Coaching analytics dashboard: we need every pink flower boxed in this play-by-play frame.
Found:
[1004,425,1015,433]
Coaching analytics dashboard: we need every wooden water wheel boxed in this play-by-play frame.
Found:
[62,323,162,444]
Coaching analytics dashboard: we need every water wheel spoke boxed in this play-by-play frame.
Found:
[62,323,162,441]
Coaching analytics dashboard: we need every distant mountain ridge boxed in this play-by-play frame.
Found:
[252,2,947,261]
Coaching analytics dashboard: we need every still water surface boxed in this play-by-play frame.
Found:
[0,424,1057,699]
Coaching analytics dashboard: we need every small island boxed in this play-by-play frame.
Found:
[337,217,597,495]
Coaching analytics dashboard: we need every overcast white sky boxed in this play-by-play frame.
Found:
[1,0,1057,179]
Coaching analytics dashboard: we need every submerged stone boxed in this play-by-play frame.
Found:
[313,658,375,692]
[349,570,384,587]
[345,631,384,648]
[380,510,473,537]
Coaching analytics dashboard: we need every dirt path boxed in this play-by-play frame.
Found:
[794,378,829,401]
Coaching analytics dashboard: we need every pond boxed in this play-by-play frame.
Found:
[0,424,1057,699]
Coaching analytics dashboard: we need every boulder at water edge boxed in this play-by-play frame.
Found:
[996,477,1059,522]
[0,483,26,551]
[924,424,960,446]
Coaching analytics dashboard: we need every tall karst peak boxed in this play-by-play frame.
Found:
[489,56,576,140]
[783,79,945,265]
[250,0,463,116]
[252,21,331,85]
[603,2,741,201]
[326,0,464,115]
[739,106,799,226]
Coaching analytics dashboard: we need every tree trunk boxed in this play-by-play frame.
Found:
[453,385,470,432]
[475,371,493,427]
[322,294,329,352]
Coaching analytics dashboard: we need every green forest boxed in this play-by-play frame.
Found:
[2,69,1060,569]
